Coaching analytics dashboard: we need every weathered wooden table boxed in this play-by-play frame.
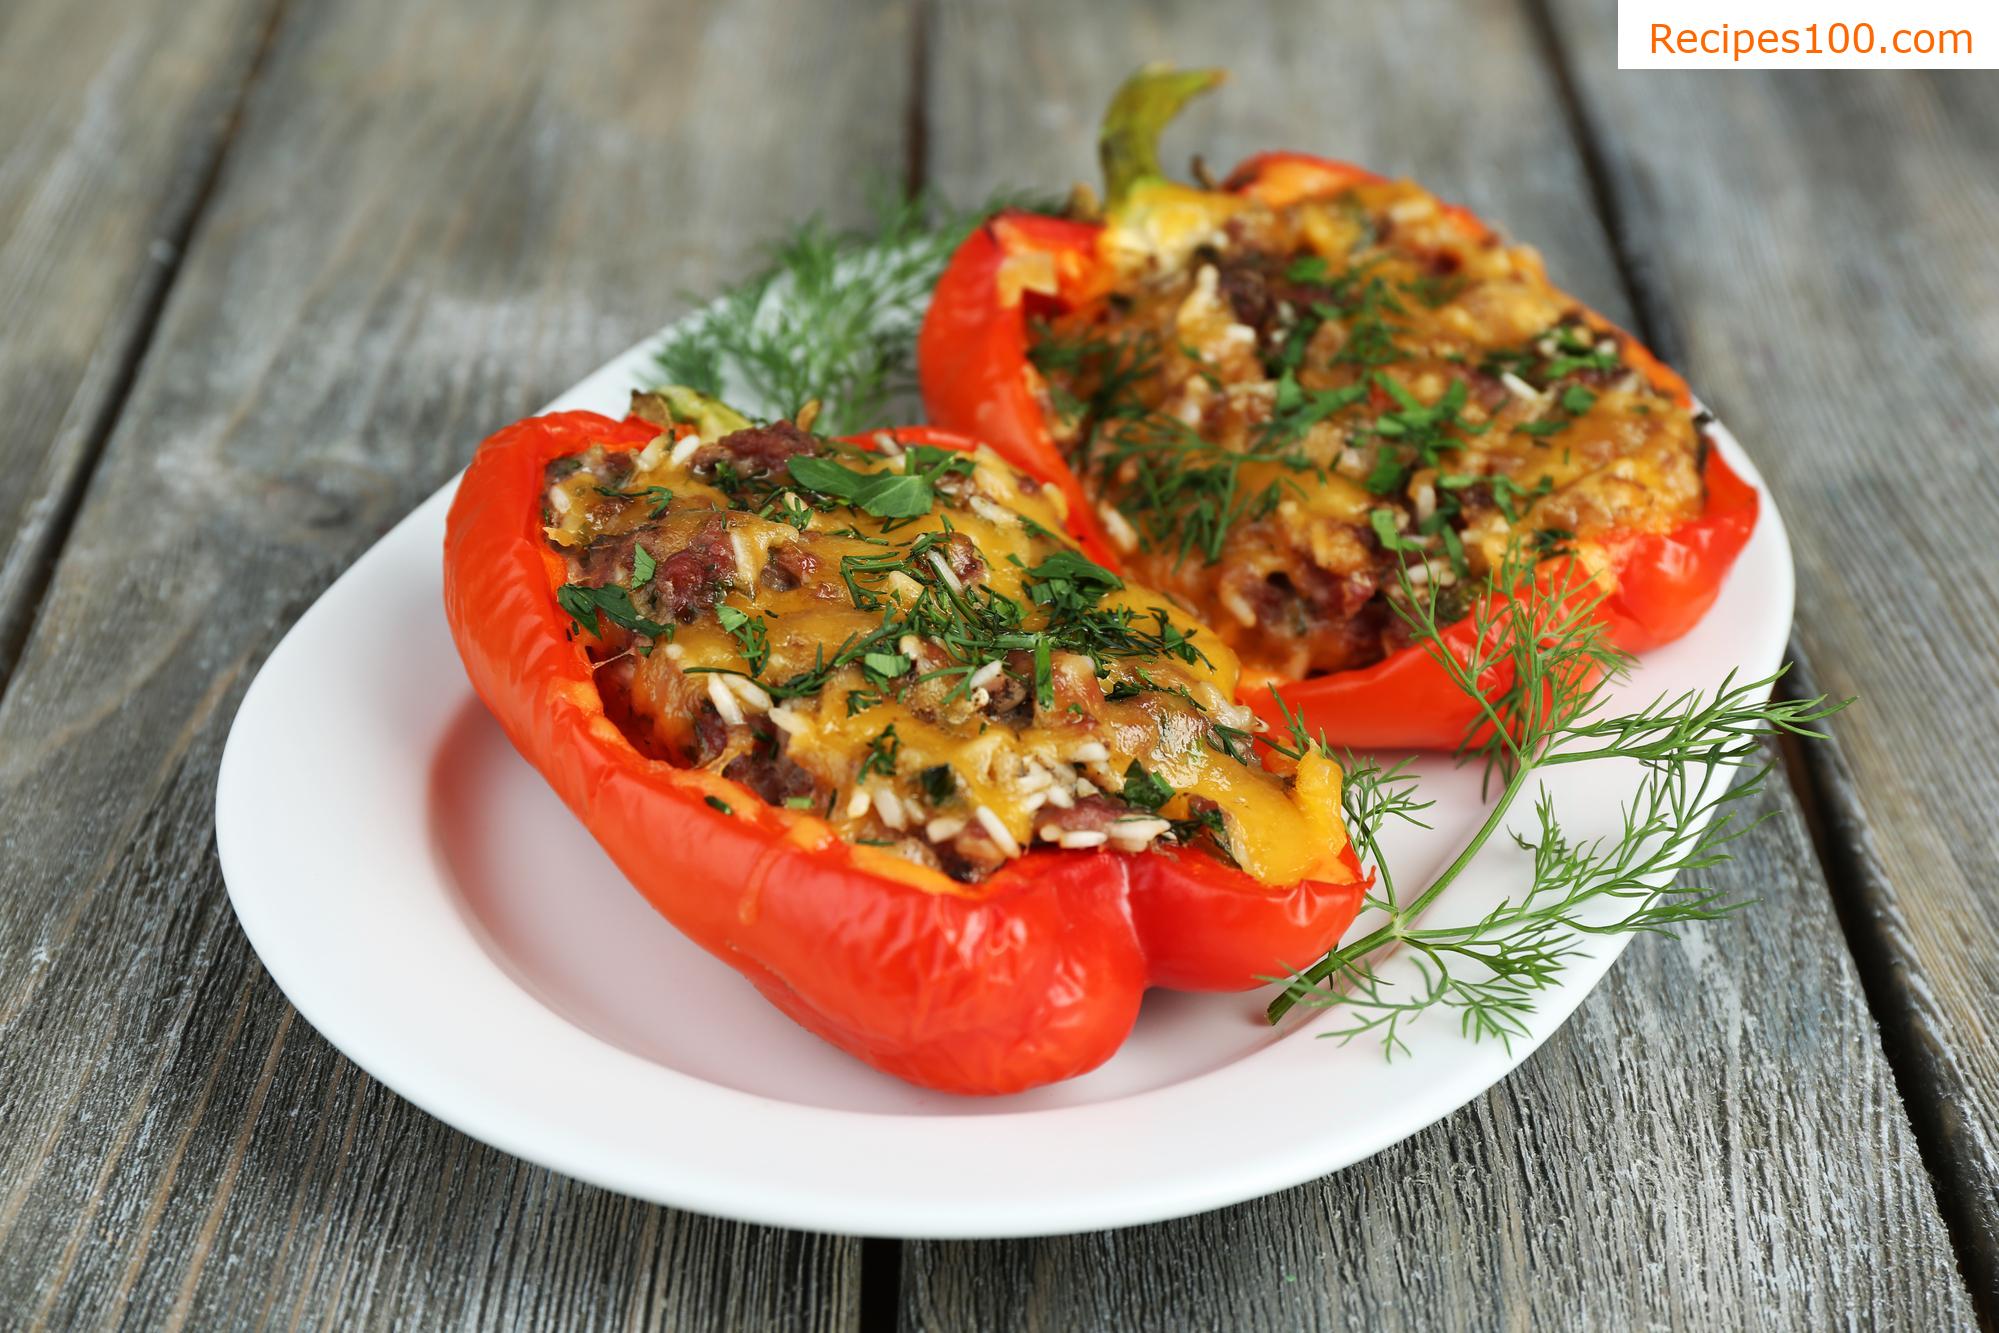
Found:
[1,0,1992,1325]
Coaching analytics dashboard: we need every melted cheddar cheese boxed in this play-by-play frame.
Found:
[543,395,1349,888]
[1033,177,1708,680]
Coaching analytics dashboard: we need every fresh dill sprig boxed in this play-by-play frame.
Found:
[653,187,1051,435]
[1262,544,1853,1051]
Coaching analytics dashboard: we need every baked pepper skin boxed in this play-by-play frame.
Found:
[443,410,1367,1095]
[918,146,1759,752]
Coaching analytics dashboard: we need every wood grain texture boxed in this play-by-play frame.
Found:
[1545,3,1999,1307]
[905,783,1970,1332]
[0,0,279,685]
[0,0,913,1324]
[915,0,1973,1325]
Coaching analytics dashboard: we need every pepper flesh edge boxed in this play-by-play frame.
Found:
[443,410,1367,1095]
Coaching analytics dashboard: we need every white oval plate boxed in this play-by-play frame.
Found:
[216,322,1791,1238]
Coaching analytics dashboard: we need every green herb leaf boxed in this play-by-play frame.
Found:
[556,583,670,639]
[919,765,957,805]
[787,455,936,518]
[1369,509,1423,553]
[714,604,771,675]
[1025,549,1124,615]
[858,725,901,782]
[1121,762,1175,811]
[1285,255,1332,284]
[1272,368,1305,413]
[862,650,910,679]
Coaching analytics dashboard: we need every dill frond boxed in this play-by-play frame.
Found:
[1264,542,1853,1050]
[650,186,1053,435]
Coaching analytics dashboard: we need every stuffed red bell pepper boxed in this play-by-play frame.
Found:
[918,66,1758,750]
[442,388,1366,1095]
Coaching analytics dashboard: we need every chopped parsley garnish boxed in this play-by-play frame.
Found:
[1121,762,1175,811]
[1544,351,1619,378]
[1168,803,1230,852]
[919,765,957,805]
[862,650,911,680]
[785,446,973,521]
[786,455,932,518]
[1541,325,1621,380]
[1024,549,1124,614]
[1369,509,1424,554]
[556,583,670,640]
[1516,383,1602,441]
[858,725,901,781]
[714,604,770,675]
[1284,255,1331,283]
[1364,375,1486,496]
[704,796,733,815]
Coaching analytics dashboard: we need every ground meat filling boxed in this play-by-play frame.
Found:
[644,514,738,623]
[1030,178,1710,679]
[538,402,1333,886]
[690,420,820,476]
[720,733,818,808]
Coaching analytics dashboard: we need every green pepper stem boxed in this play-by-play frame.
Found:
[1098,65,1226,210]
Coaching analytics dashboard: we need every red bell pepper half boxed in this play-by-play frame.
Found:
[917,70,1759,751]
[443,409,1367,1095]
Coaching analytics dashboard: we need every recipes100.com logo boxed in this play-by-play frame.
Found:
[1617,1,1987,67]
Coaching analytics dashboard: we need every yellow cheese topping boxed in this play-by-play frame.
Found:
[1034,177,1707,681]
[542,396,1350,888]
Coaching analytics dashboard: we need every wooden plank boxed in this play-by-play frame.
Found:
[1544,6,1999,1307]
[905,792,1970,1332]
[914,0,1974,1325]
[0,0,279,684]
[0,0,914,1324]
